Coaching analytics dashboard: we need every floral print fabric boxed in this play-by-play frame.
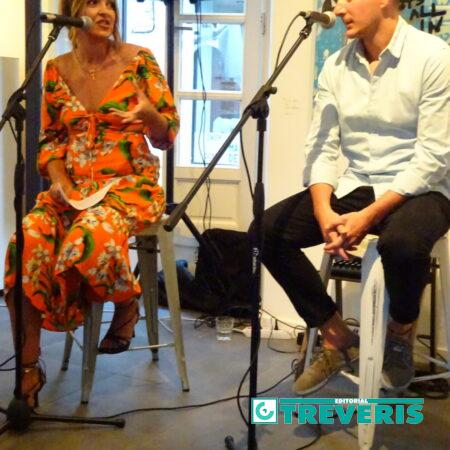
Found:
[4,49,179,331]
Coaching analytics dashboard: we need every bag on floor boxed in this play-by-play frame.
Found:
[191,228,252,318]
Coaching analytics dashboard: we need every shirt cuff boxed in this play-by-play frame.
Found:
[303,163,338,190]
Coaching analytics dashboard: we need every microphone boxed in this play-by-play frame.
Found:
[40,13,93,29]
[300,10,336,29]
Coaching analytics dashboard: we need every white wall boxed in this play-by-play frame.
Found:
[0,1,25,74]
[261,0,321,329]
[0,2,25,288]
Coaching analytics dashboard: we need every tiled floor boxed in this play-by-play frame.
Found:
[0,303,449,450]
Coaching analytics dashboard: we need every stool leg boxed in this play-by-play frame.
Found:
[358,240,389,450]
[61,332,74,371]
[335,280,343,317]
[158,227,190,392]
[81,302,103,404]
[137,235,160,360]
[301,254,334,370]
[305,253,334,367]
[434,236,450,372]
[303,327,318,368]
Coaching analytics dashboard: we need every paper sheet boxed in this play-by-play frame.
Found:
[56,179,118,210]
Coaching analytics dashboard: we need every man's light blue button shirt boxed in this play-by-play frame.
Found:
[303,17,450,199]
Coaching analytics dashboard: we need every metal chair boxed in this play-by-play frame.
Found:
[61,216,190,403]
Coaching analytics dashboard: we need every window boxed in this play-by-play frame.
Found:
[122,0,167,73]
[175,0,246,168]
[122,0,169,182]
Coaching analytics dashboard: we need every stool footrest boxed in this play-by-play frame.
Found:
[128,342,175,351]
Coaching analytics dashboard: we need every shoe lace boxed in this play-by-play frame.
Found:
[310,347,334,373]
[385,337,411,367]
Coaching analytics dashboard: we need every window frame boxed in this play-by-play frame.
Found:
[173,4,247,169]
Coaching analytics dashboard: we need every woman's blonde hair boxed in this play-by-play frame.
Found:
[60,0,121,47]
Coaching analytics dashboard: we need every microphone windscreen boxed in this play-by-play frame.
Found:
[322,0,333,13]
[81,16,93,29]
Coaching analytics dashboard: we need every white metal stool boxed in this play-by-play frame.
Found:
[301,232,449,449]
[61,217,190,403]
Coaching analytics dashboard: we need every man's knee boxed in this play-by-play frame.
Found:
[377,231,430,262]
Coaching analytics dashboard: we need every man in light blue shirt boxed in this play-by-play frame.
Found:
[256,0,449,394]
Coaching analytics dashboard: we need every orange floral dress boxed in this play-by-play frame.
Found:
[4,49,179,331]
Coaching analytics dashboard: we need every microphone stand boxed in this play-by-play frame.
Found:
[165,18,316,450]
[0,24,124,435]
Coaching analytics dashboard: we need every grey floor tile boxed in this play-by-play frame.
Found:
[0,305,448,450]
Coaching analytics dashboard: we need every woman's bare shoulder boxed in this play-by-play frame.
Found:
[50,52,74,72]
[118,42,152,59]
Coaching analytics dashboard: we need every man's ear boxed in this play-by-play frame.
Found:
[380,0,400,14]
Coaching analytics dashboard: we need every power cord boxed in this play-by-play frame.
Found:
[274,12,304,69]
[193,2,213,231]
[81,361,295,421]
[239,130,254,200]
[0,354,16,372]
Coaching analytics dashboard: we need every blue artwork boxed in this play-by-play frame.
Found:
[314,0,450,87]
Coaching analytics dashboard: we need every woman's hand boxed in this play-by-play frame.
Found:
[109,81,156,125]
[49,182,74,206]
[110,80,169,141]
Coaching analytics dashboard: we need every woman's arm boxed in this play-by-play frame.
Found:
[110,49,179,149]
[47,159,74,199]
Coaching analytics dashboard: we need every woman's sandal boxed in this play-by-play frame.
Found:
[22,362,46,409]
[98,298,140,354]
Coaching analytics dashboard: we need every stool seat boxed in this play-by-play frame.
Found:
[330,255,362,282]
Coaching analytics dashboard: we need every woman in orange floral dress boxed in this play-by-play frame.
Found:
[4,0,178,408]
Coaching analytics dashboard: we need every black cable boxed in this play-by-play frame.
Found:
[267,328,299,354]
[8,119,18,141]
[235,311,263,426]
[193,3,212,231]
[416,335,447,363]
[0,354,16,371]
[239,130,254,200]
[260,307,306,332]
[275,13,303,69]
[0,355,15,368]
[193,314,216,329]
[86,360,293,420]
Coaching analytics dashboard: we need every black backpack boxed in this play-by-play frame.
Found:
[192,228,252,318]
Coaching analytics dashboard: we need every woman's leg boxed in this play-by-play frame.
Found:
[5,289,46,408]
[58,205,141,352]
[5,290,42,366]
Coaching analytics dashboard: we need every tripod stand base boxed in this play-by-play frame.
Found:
[0,397,125,435]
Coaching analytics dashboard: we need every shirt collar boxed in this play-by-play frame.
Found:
[382,16,407,59]
[354,16,408,62]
